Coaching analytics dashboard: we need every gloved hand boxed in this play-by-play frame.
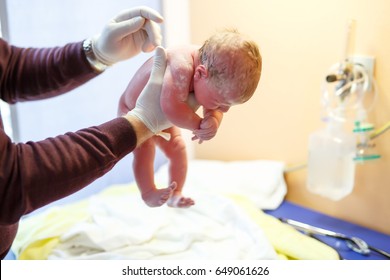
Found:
[92,6,163,66]
[127,46,172,134]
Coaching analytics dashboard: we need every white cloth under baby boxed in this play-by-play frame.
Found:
[47,191,277,260]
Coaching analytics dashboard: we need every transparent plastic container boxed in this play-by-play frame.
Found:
[307,120,356,200]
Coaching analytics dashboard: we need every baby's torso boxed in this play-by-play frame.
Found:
[118,45,201,116]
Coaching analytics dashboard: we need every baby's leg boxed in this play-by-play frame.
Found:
[156,127,195,208]
[133,139,176,207]
[117,94,130,116]
[118,61,175,207]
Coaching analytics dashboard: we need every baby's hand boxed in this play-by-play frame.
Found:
[192,116,219,143]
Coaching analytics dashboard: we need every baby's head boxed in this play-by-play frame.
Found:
[194,29,262,111]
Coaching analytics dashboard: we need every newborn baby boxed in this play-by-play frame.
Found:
[118,29,262,208]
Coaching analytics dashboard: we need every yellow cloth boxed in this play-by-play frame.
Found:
[227,194,340,260]
[13,184,339,260]
[14,201,89,260]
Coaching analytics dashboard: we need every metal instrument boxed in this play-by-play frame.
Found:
[280,218,390,259]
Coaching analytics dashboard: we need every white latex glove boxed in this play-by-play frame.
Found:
[92,6,163,66]
[127,46,172,135]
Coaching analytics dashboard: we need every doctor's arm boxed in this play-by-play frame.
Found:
[0,46,168,226]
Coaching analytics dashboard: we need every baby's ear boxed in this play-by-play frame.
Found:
[194,65,208,79]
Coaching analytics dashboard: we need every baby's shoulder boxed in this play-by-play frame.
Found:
[167,44,199,54]
[167,45,200,70]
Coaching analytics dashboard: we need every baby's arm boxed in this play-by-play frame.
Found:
[192,109,223,143]
[160,66,202,131]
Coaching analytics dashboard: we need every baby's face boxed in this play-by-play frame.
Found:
[193,78,239,113]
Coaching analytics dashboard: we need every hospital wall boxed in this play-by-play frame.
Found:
[188,0,390,234]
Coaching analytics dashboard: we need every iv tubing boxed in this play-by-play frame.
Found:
[370,120,390,140]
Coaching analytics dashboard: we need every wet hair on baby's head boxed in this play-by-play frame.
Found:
[199,29,262,103]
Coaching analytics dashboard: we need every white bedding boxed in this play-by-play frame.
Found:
[155,159,287,210]
[12,160,287,260]
[49,191,277,259]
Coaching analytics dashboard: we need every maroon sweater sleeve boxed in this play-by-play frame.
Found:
[0,38,97,102]
[0,118,137,258]
[0,118,137,223]
[0,39,138,258]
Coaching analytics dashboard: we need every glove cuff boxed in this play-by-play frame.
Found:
[126,109,170,141]
[126,109,156,134]
[83,38,110,72]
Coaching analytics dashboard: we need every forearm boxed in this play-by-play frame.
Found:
[0,39,98,103]
[0,117,137,225]
[204,109,223,126]
[163,103,202,130]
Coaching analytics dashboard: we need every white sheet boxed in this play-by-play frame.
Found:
[155,159,287,210]
[45,189,277,260]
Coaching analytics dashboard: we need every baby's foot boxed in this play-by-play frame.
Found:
[167,194,195,208]
[142,183,176,207]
